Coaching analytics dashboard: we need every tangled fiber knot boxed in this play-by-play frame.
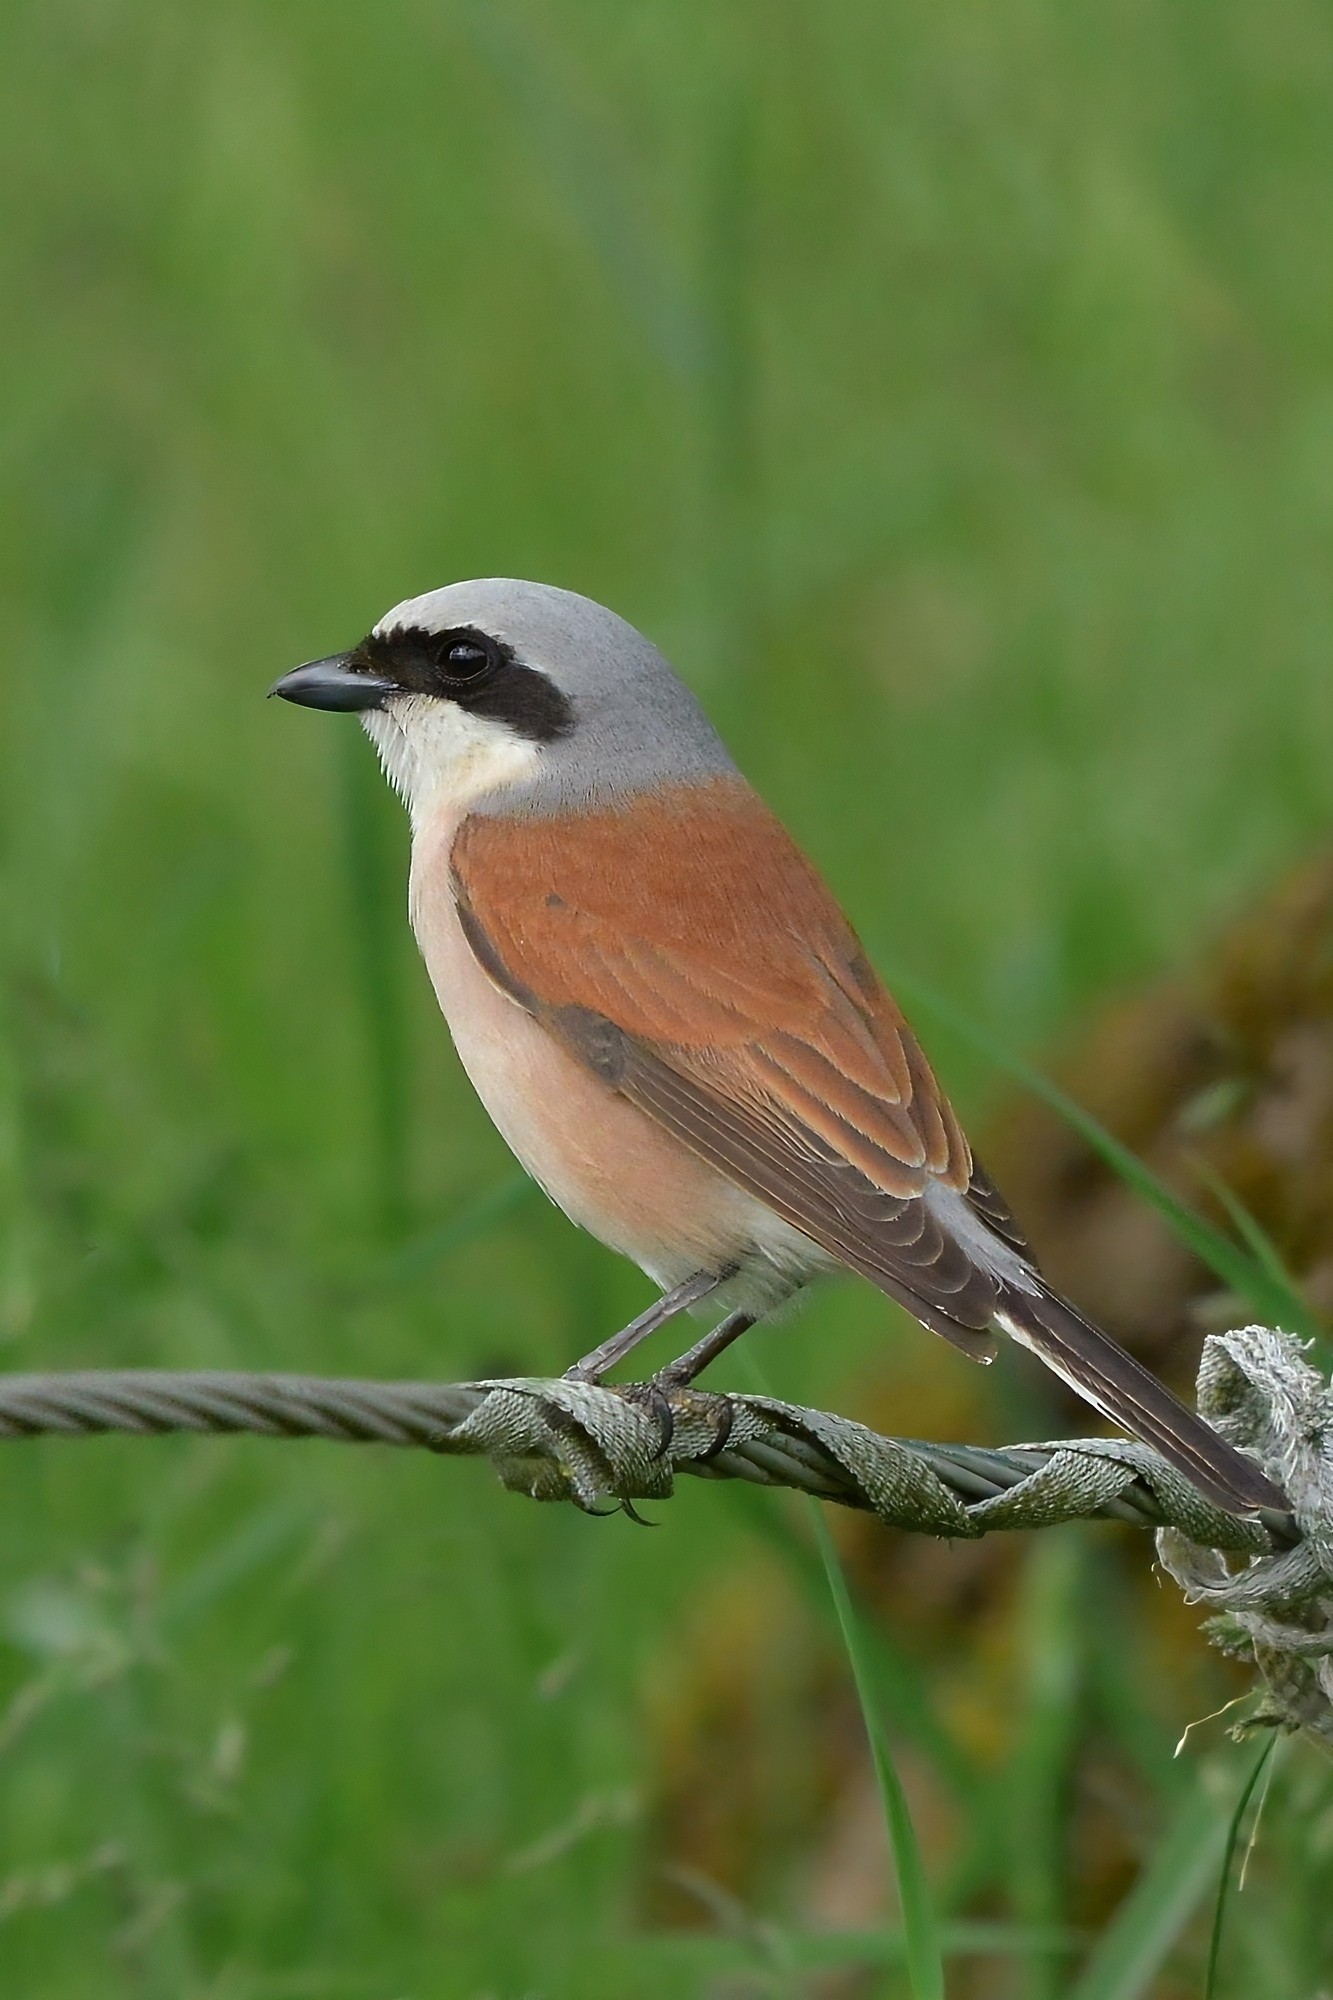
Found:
[1157,1328,1333,1747]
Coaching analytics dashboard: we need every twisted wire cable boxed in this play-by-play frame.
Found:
[5,1333,1332,1738]
[0,1366,1286,1550]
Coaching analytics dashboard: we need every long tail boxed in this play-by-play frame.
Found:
[994,1283,1288,1517]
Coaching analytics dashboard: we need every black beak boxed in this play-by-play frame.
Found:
[268,654,397,713]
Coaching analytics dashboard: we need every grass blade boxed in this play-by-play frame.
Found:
[1007,1529,1086,2000]
[369,1174,535,1290]
[808,1502,945,2000]
[891,969,1316,1337]
[1069,1760,1252,2000]
[725,1478,981,1801]
[1186,1157,1322,1348]
[629,1919,1082,1978]
[463,0,700,380]
[336,729,412,1237]
[1204,1736,1278,1999]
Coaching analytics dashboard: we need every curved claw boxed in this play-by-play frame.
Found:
[695,1398,736,1462]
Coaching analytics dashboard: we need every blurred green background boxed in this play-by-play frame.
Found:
[3,1,1333,1995]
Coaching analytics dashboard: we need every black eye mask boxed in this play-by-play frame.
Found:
[352,625,575,744]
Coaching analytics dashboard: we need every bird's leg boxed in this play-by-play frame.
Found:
[654,1310,756,1387]
[564,1267,736,1383]
[620,1311,758,1464]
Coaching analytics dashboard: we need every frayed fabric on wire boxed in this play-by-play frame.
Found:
[2,1328,1330,1742]
[1156,1329,1333,1750]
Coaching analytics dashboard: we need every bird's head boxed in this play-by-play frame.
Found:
[270,577,733,825]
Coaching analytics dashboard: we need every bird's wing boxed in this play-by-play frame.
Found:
[449,777,1008,1355]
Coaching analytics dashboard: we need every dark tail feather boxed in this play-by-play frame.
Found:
[994,1285,1288,1517]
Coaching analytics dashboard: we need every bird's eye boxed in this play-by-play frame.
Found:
[439,637,492,682]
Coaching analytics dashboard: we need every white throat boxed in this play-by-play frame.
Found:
[361,696,543,832]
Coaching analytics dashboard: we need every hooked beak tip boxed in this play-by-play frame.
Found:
[269,654,395,713]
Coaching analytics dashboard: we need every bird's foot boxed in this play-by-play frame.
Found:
[619,1373,736,1464]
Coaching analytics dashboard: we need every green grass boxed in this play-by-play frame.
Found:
[3,0,1333,1993]
[894,967,1324,1341]
[808,1503,945,2000]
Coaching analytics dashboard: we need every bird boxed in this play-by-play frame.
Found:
[270,577,1285,1518]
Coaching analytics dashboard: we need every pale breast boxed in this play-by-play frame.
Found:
[408,811,812,1300]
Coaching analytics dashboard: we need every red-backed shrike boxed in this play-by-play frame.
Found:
[272,578,1283,1516]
